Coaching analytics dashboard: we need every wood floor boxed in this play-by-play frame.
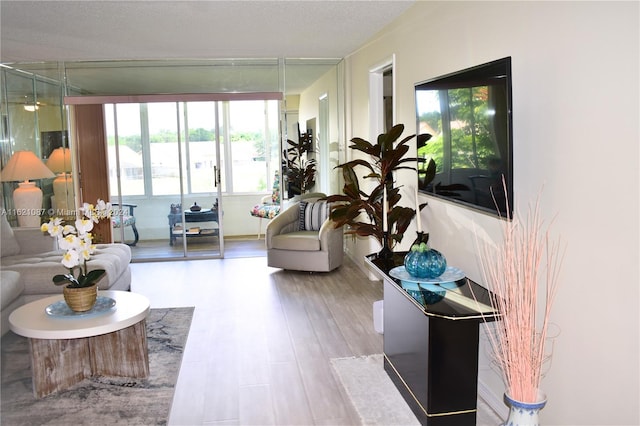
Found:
[127,236,267,262]
[131,253,384,425]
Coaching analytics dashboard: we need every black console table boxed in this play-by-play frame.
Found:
[366,253,498,426]
[168,208,219,246]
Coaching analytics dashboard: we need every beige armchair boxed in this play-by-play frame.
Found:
[266,193,344,272]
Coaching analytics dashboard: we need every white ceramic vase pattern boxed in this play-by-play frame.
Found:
[503,390,547,426]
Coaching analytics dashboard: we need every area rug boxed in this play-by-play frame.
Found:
[331,353,503,426]
[331,354,421,425]
[1,307,194,426]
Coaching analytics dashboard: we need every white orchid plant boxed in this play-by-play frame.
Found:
[41,199,113,288]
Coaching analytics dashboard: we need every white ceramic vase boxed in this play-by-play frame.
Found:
[503,390,547,426]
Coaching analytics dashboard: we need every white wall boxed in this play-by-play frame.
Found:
[344,2,639,424]
[298,65,342,196]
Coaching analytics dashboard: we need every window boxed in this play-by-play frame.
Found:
[105,99,280,198]
[106,103,144,196]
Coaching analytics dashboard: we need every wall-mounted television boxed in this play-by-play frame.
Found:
[415,57,513,218]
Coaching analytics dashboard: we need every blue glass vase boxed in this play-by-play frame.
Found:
[404,247,447,279]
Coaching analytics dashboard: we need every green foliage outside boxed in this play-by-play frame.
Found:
[107,134,142,152]
[417,86,499,175]
[107,129,264,155]
[256,177,267,192]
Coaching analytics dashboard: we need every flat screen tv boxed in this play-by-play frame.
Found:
[415,57,513,218]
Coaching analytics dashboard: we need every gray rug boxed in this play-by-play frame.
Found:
[331,354,503,426]
[331,354,421,425]
[1,307,194,426]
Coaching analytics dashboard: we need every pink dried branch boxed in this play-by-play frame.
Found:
[474,187,564,404]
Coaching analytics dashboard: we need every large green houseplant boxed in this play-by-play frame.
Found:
[286,130,316,196]
[326,124,435,250]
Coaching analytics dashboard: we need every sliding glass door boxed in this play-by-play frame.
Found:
[106,100,222,260]
[105,98,280,261]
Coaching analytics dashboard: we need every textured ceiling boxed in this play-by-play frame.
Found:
[0,1,415,62]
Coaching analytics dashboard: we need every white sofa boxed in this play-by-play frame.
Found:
[1,216,132,335]
[1,270,23,336]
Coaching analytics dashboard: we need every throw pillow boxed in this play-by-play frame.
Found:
[298,200,329,231]
[1,214,21,257]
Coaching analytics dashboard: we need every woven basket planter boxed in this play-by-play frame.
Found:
[63,284,98,312]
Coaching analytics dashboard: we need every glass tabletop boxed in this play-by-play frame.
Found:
[367,252,499,320]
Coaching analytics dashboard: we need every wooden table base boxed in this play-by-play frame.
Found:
[28,320,149,398]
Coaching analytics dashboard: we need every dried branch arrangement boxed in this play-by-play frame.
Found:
[476,189,565,403]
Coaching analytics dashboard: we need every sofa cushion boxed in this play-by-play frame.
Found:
[0,270,23,310]
[1,243,131,296]
[1,215,21,257]
[271,231,321,251]
[298,200,329,231]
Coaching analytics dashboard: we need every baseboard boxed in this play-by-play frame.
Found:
[478,379,509,420]
[345,250,379,281]
[225,235,262,241]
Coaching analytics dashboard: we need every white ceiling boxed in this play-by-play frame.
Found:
[1,1,414,95]
[0,1,415,62]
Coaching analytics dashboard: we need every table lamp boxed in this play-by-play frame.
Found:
[46,147,75,215]
[1,150,55,227]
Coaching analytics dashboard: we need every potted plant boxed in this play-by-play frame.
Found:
[285,129,316,197]
[325,124,435,252]
[41,199,112,312]
[475,188,564,424]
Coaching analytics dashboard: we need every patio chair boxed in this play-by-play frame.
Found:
[250,171,281,239]
[111,203,139,246]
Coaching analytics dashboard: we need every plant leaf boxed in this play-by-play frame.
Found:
[77,269,106,287]
[416,133,433,148]
[52,274,77,286]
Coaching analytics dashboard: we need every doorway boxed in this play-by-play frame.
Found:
[369,56,395,137]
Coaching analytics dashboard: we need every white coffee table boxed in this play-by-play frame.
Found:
[9,290,151,398]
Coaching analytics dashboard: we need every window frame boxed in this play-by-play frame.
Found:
[86,93,283,198]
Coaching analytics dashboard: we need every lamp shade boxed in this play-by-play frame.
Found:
[1,151,55,227]
[47,148,75,214]
[46,147,73,173]
[1,150,55,182]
